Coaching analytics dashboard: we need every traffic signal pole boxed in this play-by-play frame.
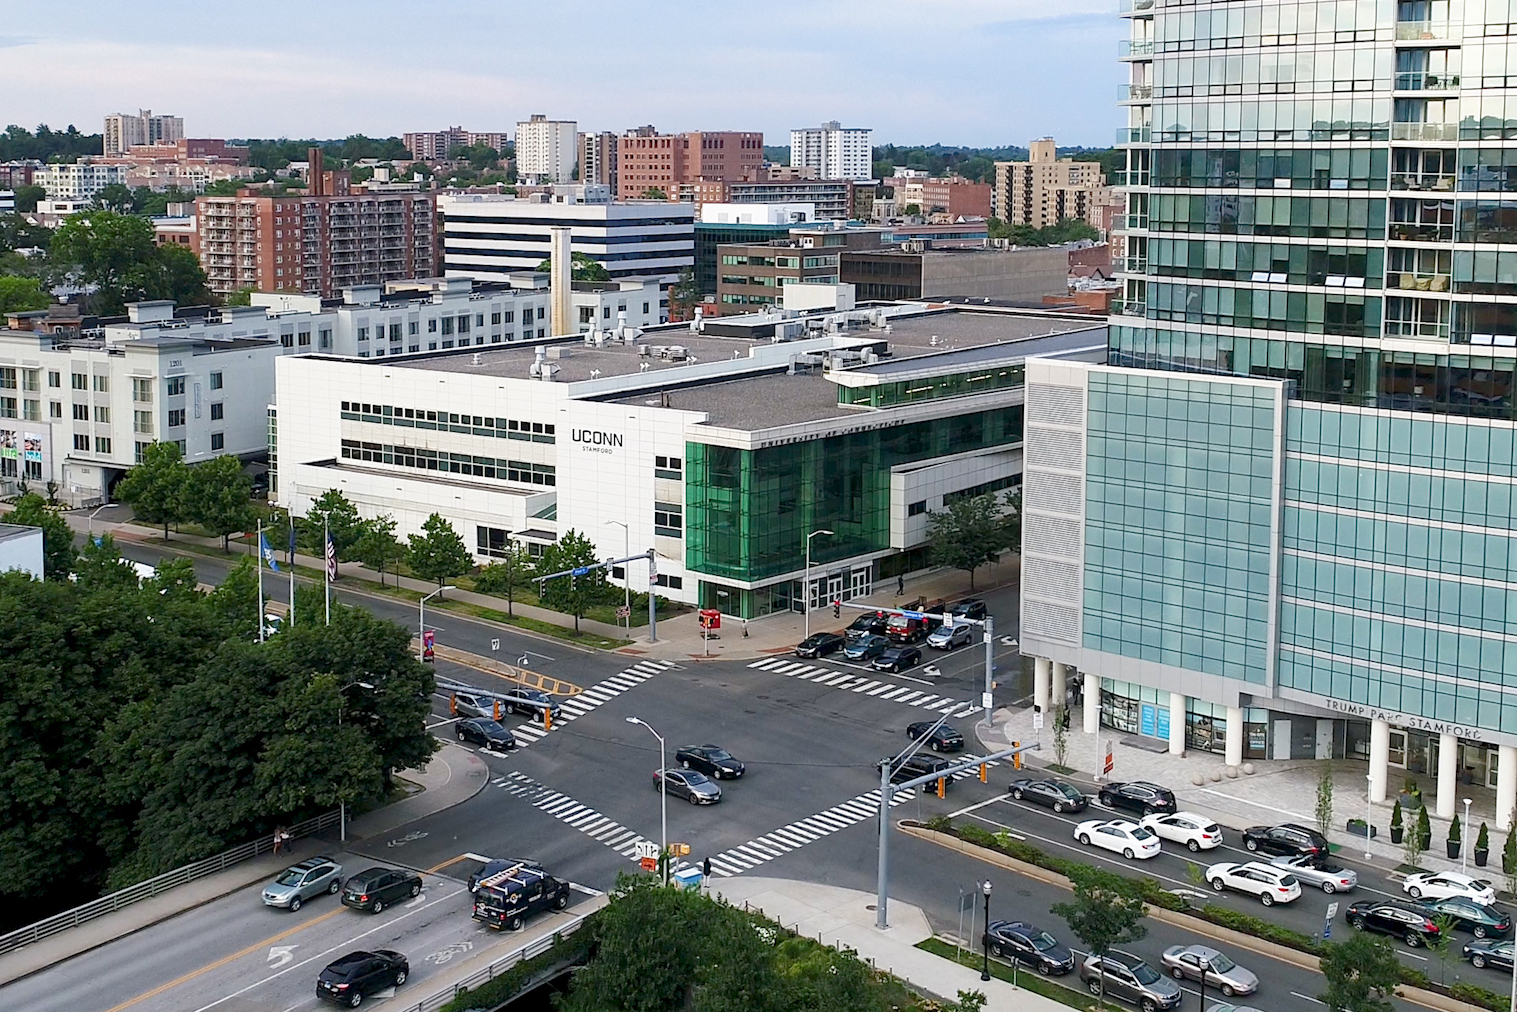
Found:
[538,548,660,643]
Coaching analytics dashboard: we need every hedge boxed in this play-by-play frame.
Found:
[437,923,596,1012]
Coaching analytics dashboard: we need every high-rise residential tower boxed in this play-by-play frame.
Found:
[515,115,579,183]
[790,121,874,181]
[1019,0,1517,828]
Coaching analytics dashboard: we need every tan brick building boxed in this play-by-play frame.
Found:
[992,138,1111,228]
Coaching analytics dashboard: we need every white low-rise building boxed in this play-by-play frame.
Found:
[0,523,44,579]
[36,162,132,201]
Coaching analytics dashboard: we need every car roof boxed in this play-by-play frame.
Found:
[291,856,337,870]
[327,951,378,969]
[350,866,398,880]
[1101,950,1146,969]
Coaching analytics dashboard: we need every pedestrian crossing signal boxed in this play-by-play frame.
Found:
[833,600,841,618]
[936,777,946,799]
[673,843,691,856]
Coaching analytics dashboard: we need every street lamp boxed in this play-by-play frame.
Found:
[337,680,375,843]
[1197,953,1211,1012]
[627,716,668,885]
[604,520,630,632]
[1464,797,1473,873]
[417,586,456,662]
[980,880,993,981]
[804,529,834,640]
[85,501,112,541]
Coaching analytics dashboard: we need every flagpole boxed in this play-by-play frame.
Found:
[257,520,265,643]
[324,515,331,627]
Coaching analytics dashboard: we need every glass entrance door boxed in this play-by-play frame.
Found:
[1388,729,1408,768]
[826,572,844,606]
[849,567,871,600]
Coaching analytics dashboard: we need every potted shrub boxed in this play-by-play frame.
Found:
[1417,805,1433,852]
[1476,822,1491,868]
[1391,801,1404,844]
[1448,814,1462,860]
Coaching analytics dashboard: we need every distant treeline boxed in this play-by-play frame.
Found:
[0,124,105,163]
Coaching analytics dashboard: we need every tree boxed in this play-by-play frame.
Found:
[640,186,668,199]
[47,210,161,315]
[903,203,921,216]
[1416,804,1432,852]
[91,183,135,213]
[924,493,1012,591]
[1051,865,1148,1002]
[298,489,364,560]
[10,184,46,213]
[667,266,699,321]
[1316,762,1334,842]
[406,513,471,591]
[225,287,255,307]
[533,251,612,282]
[1427,913,1456,984]
[1318,932,1402,1012]
[473,540,531,615]
[1052,703,1070,769]
[113,441,190,541]
[1001,487,1022,555]
[73,533,139,591]
[1504,811,1517,896]
[352,515,405,587]
[155,243,213,308]
[185,454,255,551]
[6,492,74,579]
[0,275,49,313]
[538,528,603,632]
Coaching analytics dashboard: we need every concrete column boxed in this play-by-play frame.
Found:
[1368,718,1390,804]
[1436,731,1460,819]
[1168,692,1186,756]
[1033,657,1051,716]
[1051,662,1070,714]
[1083,671,1100,735]
[1497,746,1517,832]
[1225,706,1244,768]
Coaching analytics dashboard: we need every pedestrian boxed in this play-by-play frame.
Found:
[742,618,749,638]
[273,826,287,856]
[897,574,905,596]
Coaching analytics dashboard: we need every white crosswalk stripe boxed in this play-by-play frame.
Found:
[502,659,675,748]
[701,786,917,878]
[494,771,692,874]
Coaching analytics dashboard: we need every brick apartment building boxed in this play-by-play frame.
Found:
[616,127,763,200]
[194,151,435,298]
[918,178,992,219]
[403,127,508,162]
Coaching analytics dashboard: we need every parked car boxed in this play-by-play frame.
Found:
[873,646,923,672]
[654,768,722,805]
[1140,812,1222,852]
[950,598,988,621]
[847,611,890,637]
[1347,898,1443,946]
[888,753,956,791]
[263,856,344,911]
[1098,781,1177,817]
[983,920,1075,975]
[316,949,408,1006]
[1078,951,1183,1011]
[456,717,516,750]
[470,862,571,932]
[1269,854,1358,893]
[1427,897,1513,938]
[450,689,498,720]
[1241,823,1329,863]
[1403,871,1498,906]
[927,622,972,650]
[844,635,890,663]
[1008,777,1088,814]
[340,867,424,914]
[796,632,847,658]
[906,721,964,752]
[1205,861,1302,906]
[498,686,563,722]
[1160,944,1259,997]
[468,857,545,892]
[1465,938,1516,971]
[676,744,746,779]
[1074,819,1162,860]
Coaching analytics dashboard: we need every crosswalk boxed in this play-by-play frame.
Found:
[509,659,675,747]
[745,658,980,717]
[494,770,690,869]
[704,786,919,878]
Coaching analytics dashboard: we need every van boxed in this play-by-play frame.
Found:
[470,863,571,931]
[886,612,940,644]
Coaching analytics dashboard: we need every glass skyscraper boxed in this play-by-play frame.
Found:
[1021,0,1517,830]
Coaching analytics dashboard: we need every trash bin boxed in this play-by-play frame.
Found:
[672,868,703,891]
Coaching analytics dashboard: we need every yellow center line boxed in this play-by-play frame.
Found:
[102,854,470,1012]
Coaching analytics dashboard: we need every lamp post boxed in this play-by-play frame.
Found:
[1463,797,1473,873]
[604,520,630,632]
[627,717,667,885]
[337,680,375,843]
[85,501,112,542]
[1366,773,1374,860]
[1198,954,1210,1012]
[980,880,993,981]
[804,529,834,640]
[418,586,456,662]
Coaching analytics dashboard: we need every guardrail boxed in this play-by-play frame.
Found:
[391,910,595,1012]
[0,808,340,958]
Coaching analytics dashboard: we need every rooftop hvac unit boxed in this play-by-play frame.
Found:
[638,344,653,356]
[472,352,482,365]
[664,345,688,360]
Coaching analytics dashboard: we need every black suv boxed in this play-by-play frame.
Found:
[847,611,890,636]
[1097,781,1177,816]
[984,919,1075,975]
[951,599,988,621]
[456,717,516,750]
[796,632,847,658]
[906,721,965,753]
[500,686,563,722]
[316,949,408,1006]
[340,867,424,914]
[675,744,746,779]
[1347,899,1442,947]
[1242,823,1329,862]
[887,753,956,791]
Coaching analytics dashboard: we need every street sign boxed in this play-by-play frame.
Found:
[490,638,500,652]
[639,857,657,872]
[1033,710,1045,731]
[634,841,660,860]
[616,606,631,619]
[903,610,923,620]
[982,692,993,711]
[1325,901,1338,938]
[571,566,591,577]
[1103,743,1115,775]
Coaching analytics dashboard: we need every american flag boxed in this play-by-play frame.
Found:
[325,530,338,581]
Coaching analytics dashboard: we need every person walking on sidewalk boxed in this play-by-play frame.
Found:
[273,826,290,856]
[897,574,905,596]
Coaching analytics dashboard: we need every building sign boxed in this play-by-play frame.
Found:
[571,429,623,453]
[1320,698,1483,741]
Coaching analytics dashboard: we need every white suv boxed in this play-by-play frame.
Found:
[1206,861,1302,906]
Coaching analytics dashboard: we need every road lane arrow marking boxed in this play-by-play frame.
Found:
[404,891,427,908]
[267,945,297,969]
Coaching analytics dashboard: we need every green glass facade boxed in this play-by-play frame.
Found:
[685,405,1023,614]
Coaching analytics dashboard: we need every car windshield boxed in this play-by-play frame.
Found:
[1208,953,1235,973]
[275,869,304,886]
[1130,962,1160,985]
[1279,875,1299,887]
[686,772,711,786]
[1030,931,1057,951]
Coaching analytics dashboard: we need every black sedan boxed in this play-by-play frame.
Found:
[1008,777,1089,814]
[873,646,922,672]
[456,717,516,750]
[1097,781,1177,816]
[676,744,746,779]
[317,949,409,1006]
[1465,938,1516,971]
[1241,823,1329,862]
[907,721,965,752]
[654,768,721,804]
[1346,899,1442,947]
[1428,897,1513,938]
[984,919,1075,975]
[796,632,847,658]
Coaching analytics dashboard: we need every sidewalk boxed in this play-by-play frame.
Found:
[0,743,488,987]
[711,875,1065,1012]
[979,702,1505,882]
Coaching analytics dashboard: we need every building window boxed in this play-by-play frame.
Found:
[502,310,514,323]
[166,376,185,396]
[458,315,470,333]
[168,408,186,427]
[491,311,501,325]
[210,402,223,420]
[654,454,682,480]
[477,526,512,558]
[908,500,928,516]
[579,306,594,325]
[357,327,369,342]
[643,302,650,314]
[409,344,420,353]
[135,441,149,463]
[133,377,153,402]
[389,323,402,342]
[653,573,683,590]
[95,436,111,454]
[209,371,223,390]
[536,307,545,320]
[298,331,311,346]
[134,410,153,434]
[654,501,683,538]
[74,434,90,451]
[409,321,419,336]
[72,403,89,421]
[210,432,224,450]
[21,369,38,392]
[428,319,438,332]
[48,370,60,388]
[175,439,185,453]
[72,372,88,390]
[94,405,110,423]
[441,317,454,336]
[92,375,108,392]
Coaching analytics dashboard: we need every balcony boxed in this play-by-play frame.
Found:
[1387,272,1451,292]
[1110,300,1148,317]
[1394,72,1461,91]
[1120,39,1155,59]
[1113,214,1149,230]
[1120,84,1154,102]
[1391,122,1460,142]
[1115,256,1149,274]
[1394,21,1457,42]
[1389,222,1454,241]
[1390,171,1456,191]
[1116,127,1152,145]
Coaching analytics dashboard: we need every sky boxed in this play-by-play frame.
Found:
[1,0,1123,149]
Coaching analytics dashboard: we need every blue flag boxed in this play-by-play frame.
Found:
[259,533,281,572]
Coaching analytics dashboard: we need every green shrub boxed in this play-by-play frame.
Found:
[1450,981,1509,1011]
[1195,905,1323,954]
[438,923,595,1012]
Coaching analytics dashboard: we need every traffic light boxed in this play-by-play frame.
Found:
[671,843,690,856]
[449,693,458,716]
[833,600,841,618]
[493,700,502,722]
[1012,740,1022,769]
[979,762,988,783]
[936,776,946,799]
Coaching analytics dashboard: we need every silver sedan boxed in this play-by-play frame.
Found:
[1161,944,1259,997]
[1269,854,1359,893]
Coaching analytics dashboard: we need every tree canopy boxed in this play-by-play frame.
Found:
[6,492,75,579]
[1319,933,1402,1012]
[114,440,191,540]
[1050,865,1148,1001]
[538,528,605,631]
[406,513,472,590]
[534,251,612,282]
[924,490,1019,591]
[987,216,1101,246]
[0,275,50,313]
[48,211,213,315]
[0,123,103,163]
[299,488,365,561]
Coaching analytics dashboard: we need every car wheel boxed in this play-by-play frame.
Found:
[456,729,466,741]
[1245,838,1259,851]
[1037,961,1053,976]
[1323,882,1336,894]
[1221,984,1236,997]
[1211,878,1226,892]
[1474,954,1489,968]
[508,915,524,931]
[1349,915,1365,930]
[1141,998,1158,1012]
[394,970,407,986]
[1170,966,1185,980]
[1476,925,1489,939]
[555,892,569,910]
[1408,886,1423,899]
[1123,848,1135,859]
[1260,892,1274,907]
[1405,932,1422,948]
[410,882,421,897]
[1079,834,1092,846]
[1187,840,1200,852]
[372,899,384,914]
[328,880,340,894]
[931,742,942,752]
[290,896,301,912]
[990,942,1004,958]
[1013,788,1025,800]
[1087,980,1103,997]
[1052,801,1065,813]
[349,992,362,1008]
[689,793,701,805]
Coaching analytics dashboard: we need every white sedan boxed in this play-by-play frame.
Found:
[1140,812,1223,852]
[1074,819,1162,860]
[1206,861,1303,906]
[1403,871,1497,906]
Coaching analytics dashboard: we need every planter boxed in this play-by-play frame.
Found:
[1448,841,1462,859]
[1391,825,1405,844]
[1476,848,1490,868]
[1346,819,1377,839]
[1400,791,1423,810]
